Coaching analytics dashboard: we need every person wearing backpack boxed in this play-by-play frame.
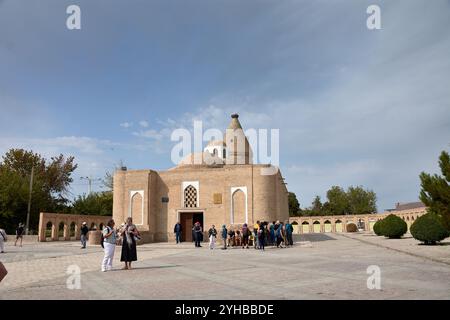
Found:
[227,228,235,247]
[101,219,117,272]
[0,227,7,253]
[14,223,24,247]
[241,223,250,249]
[258,223,266,251]
[221,225,228,250]
[269,222,275,246]
[80,222,89,249]
[275,221,284,248]
[174,221,182,244]
[285,220,294,247]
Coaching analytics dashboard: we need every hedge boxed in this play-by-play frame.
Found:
[373,219,384,236]
[380,214,407,239]
[410,212,450,245]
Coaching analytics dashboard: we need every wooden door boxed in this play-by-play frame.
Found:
[180,213,193,242]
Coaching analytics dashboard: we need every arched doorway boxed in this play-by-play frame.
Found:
[324,220,332,233]
[232,189,246,224]
[58,222,65,239]
[302,221,310,233]
[45,222,53,241]
[70,222,76,239]
[292,221,299,234]
[369,220,376,231]
[313,221,321,233]
[335,220,343,232]
[131,191,144,225]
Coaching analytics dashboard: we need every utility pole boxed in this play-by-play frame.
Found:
[25,166,34,235]
[80,176,101,194]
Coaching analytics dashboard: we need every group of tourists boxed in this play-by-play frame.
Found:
[173,220,294,250]
[99,217,140,272]
[220,220,294,250]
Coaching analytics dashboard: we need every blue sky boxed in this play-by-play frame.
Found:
[0,0,449,211]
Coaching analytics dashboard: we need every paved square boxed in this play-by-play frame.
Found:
[0,234,449,299]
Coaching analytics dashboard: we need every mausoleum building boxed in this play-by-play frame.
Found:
[113,114,289,242]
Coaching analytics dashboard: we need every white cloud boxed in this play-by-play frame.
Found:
[120,122,133,128]
[139,120,149,128]
[132,129,164,141]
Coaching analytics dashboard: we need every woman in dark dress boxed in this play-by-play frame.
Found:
[121,217,139,270]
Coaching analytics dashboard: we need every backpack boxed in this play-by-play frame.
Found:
[0,230,7,242]
[101,226,111,248]
[276,227,282,237]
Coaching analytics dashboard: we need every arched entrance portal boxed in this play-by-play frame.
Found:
[324,220,332,233]
[292,221,299,234]
[232,189,246,224]
[58,222,65,240]
[335,220,343,232]
[45,222,53,241]
[302,221,310,233]
[70,222,76,239]
[313,221,321,233]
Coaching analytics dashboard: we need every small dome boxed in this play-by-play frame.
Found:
[178,152,224,167]
[206,140,226,147]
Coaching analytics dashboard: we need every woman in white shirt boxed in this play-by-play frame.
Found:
[101,219,117,272]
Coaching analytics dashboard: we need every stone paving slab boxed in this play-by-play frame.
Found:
[0,234,449,300]
[341,233,450,265]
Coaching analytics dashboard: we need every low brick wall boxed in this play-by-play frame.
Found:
[38,212,111,242]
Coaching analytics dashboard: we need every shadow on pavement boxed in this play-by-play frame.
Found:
[294,234,337,242]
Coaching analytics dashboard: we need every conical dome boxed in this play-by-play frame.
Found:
[224,114,252,165]
[228,113,243,130]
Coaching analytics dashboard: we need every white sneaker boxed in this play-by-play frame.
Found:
[101,269,107,272]
[107,266,113,271]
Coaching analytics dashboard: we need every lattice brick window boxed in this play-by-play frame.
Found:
[184,185,198,208]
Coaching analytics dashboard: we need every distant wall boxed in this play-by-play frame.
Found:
[289,207,427,234]
[38,212,111,242]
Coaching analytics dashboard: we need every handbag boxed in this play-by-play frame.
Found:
[0,262,8,283]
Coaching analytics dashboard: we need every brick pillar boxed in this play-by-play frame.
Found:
[51,222,58,241]
[64,223,70,240]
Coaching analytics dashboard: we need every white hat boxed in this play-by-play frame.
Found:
[82,222,87,225]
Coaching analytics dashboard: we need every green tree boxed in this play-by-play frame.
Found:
[71,191,113,216]
[311,196,323,216]
[288,192,300,217]
[419,151,450,230]
[326,186,349,215]
[346,186,377,214]
[0,149,77,233]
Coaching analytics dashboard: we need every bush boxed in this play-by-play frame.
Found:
[380,214,407,239]
[410,212,450,245]
[373,219,384,236]
[346,223,357,232]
